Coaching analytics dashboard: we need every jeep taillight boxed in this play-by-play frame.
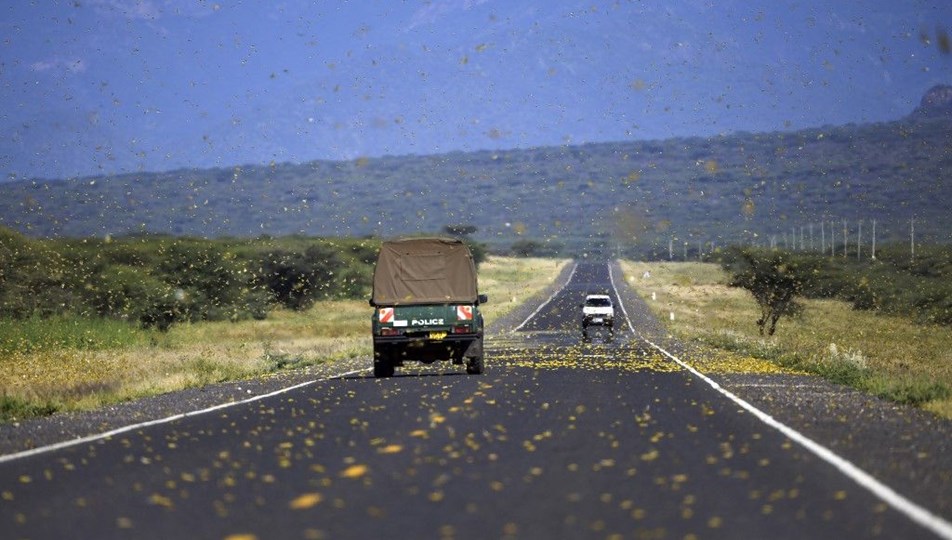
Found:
[379,328,402,336]
[452,325,470,334]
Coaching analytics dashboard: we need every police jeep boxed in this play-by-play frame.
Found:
[369,237,487,378]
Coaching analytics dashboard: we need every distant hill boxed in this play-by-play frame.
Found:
[2,106,951,257]
[910,84,952,119]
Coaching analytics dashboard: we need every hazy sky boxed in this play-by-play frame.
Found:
[2,0,950,180]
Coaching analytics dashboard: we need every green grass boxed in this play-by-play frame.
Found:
[621,261,952,418]
[0,315,150,355]
[0,395,58,424]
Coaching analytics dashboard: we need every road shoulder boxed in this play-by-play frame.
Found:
[0,357,367,457]
[611,260,952,519]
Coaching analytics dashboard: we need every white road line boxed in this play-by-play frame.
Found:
[608,261,952,540]
[0,367,369,464]
[513,262,578,332]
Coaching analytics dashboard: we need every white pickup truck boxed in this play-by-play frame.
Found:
[581,294,615,339]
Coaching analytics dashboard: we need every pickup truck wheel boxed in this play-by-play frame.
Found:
[465,355,484,375]
[373,358,395,378]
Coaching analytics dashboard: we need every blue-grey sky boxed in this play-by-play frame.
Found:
[1,0,950,180]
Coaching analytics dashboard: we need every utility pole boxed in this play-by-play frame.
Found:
[821,221,825,254]
[843,220,848,259]
[831,223,836,257]
[872,219,877,260]
[857,220,862,260]
[669,237,674,261]
[911,218,916,261]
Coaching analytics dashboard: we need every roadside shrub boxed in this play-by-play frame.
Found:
[82,265,158,320]
[466,240,489,268]
[154,241,250,323]
[721,247,815,336]
[248,293,272,320]
[1,232,376,329]
[158,243,245,306]
[510,239,565,258]
[719,243,952,328]
[334,265,372,299]
[810,343,869,386]
[8,249,77,319]
[912,282,952,325]
[257,245,342,310]
[348,242,379,265]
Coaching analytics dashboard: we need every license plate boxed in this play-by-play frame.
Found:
[592,317,603,323]
[429,331,447,341]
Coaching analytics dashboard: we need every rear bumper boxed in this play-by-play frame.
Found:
[373,331,484,363]
[373,332,481,345]
[582,316,614,327]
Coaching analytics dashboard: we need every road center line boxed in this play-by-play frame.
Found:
[607,261,952,540]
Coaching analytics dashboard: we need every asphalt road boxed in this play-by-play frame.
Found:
[1,262,949,539]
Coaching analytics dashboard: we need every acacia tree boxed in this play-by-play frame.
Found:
[723,248,815,336]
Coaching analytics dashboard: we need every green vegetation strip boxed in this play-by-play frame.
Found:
[621,261,952,419]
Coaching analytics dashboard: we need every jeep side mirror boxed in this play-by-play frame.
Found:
[369,299,375,307]
[478,294,489,305]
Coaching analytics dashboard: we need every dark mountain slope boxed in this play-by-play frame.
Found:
[2,113,950,255]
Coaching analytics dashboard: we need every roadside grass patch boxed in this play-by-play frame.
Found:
[0,256,567,422]
[1,395,58,423]
[808,343,869,387]
[478,257,570,325]
[0,315,149,355]
[622,261,952,418]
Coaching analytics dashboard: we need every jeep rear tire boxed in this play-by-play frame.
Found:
[465,355,484,375]
[373,345,396,378]
[374,358,395,378]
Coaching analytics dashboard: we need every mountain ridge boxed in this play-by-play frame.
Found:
[2,108,950,255]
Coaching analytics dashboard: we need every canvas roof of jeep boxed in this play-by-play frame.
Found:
[371,237,479,306]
